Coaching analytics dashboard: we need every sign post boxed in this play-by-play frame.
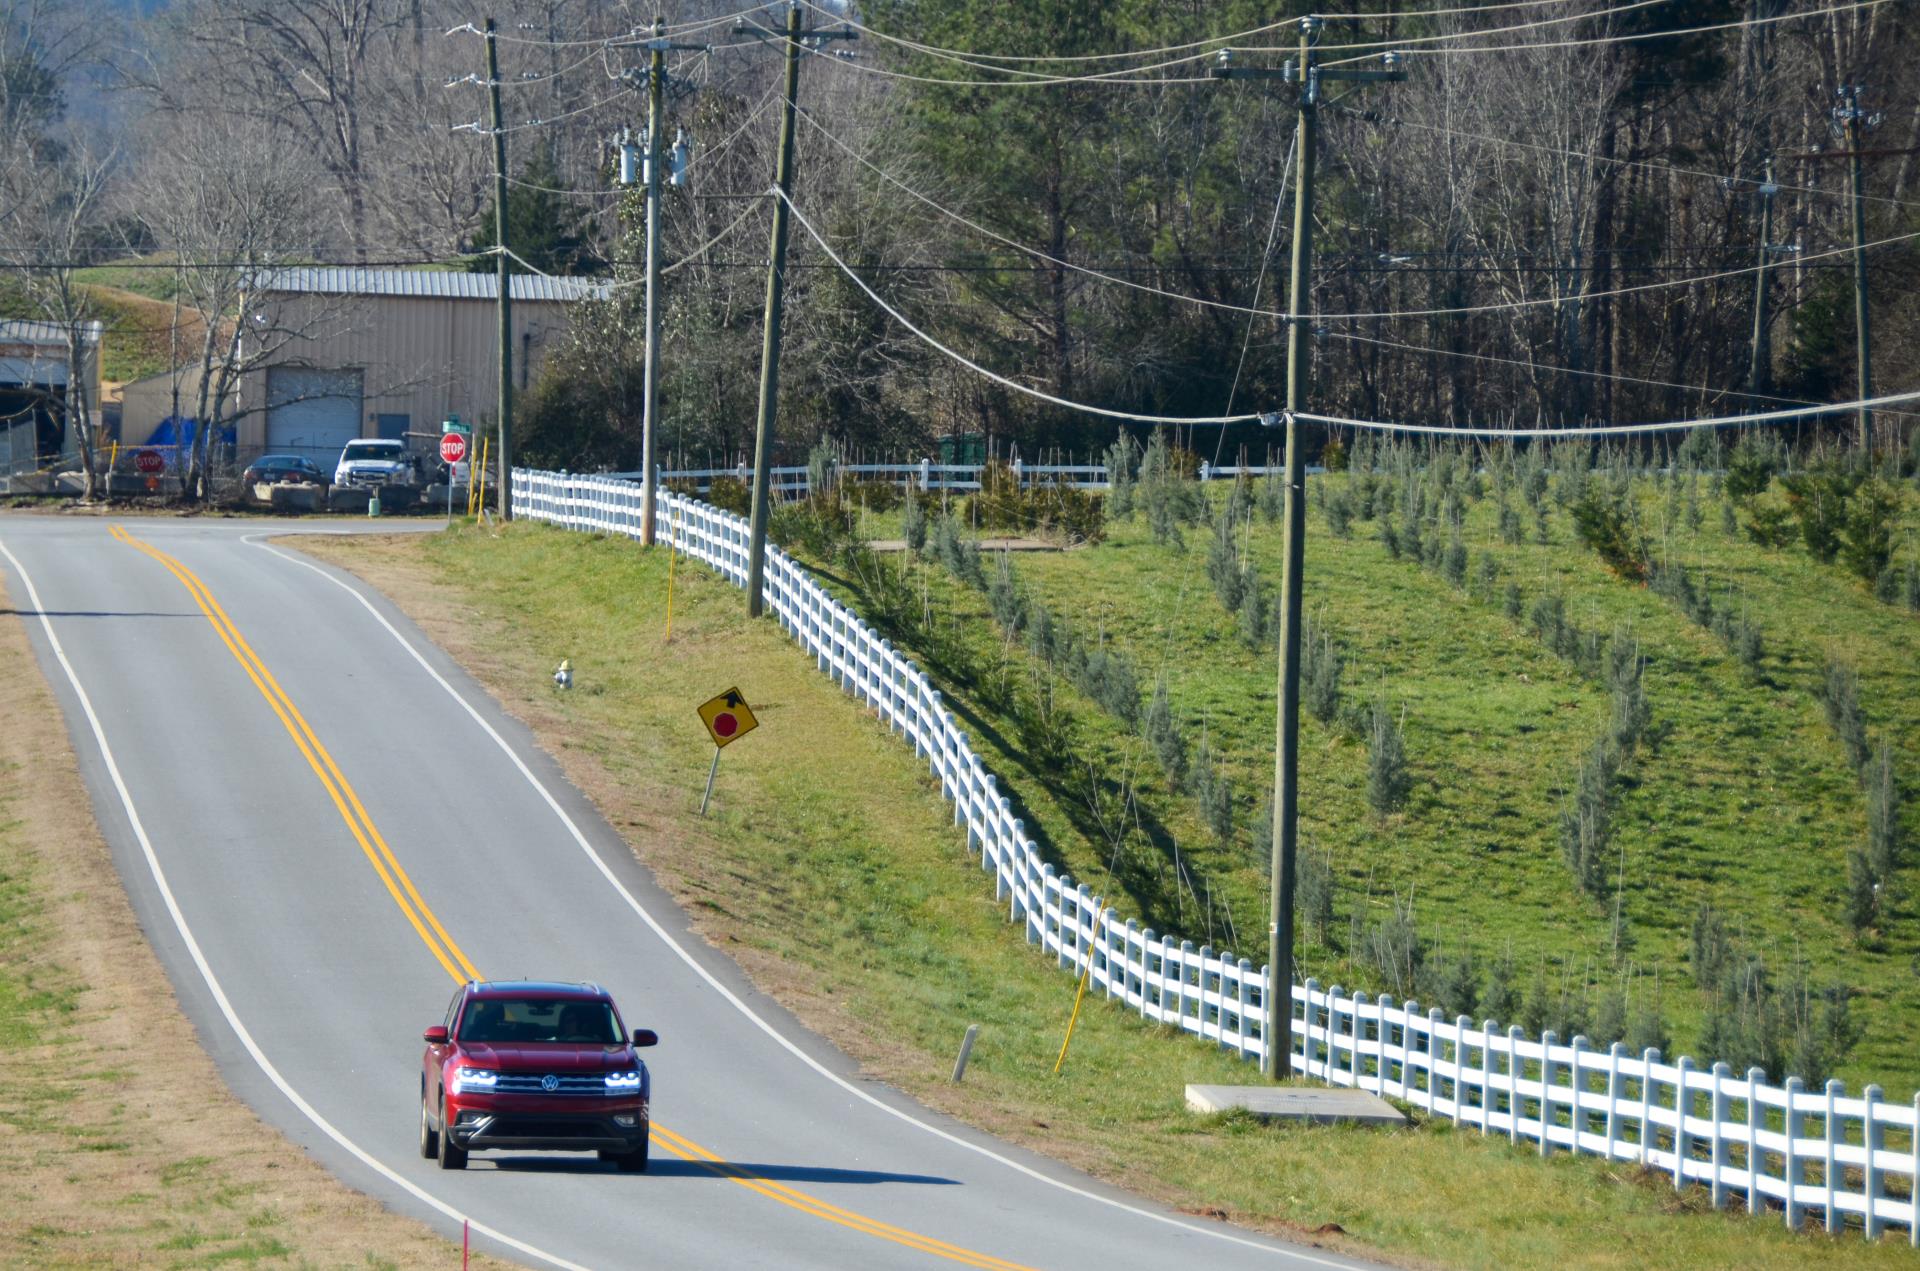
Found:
[441,416,471,527]
[695,687,759,816]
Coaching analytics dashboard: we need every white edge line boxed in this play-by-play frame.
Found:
[251,532,1363,1269]
[0,535,590,1271]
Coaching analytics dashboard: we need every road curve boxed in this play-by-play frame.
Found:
[0,515,1379,1271]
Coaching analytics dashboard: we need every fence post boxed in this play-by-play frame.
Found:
[1569,1035,1590,1155]
[1178,941,1194,1028]
[1745,1066,1766,1217]
[1237,958,1255,1061]
[1350,990,1369,1090]
[1783,1075,1804,1231]
[1709,1061,1731,1209]
[1910,1091,1919,1247]
[1824,1078,1843,1234]
[1603,1042,1624,1159]
[1506,1025,1524,1146]
[1640,1048,1661,1166]
[1539,1031,1557,1157]
[1300,978,1321,1078]
[1674,1055,1694,1191]
[1428,1013,1443,1113]
[1325,985,1345,1084]
[1454,1015,1474,1126]
[1862,1084,1883,1240]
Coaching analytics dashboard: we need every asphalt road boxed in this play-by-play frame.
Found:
[0,515,1380,1271]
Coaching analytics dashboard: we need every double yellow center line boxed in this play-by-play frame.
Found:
[111,525,479,983]
[115,526,1030,1271]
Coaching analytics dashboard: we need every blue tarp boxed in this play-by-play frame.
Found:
[142,416,235,452]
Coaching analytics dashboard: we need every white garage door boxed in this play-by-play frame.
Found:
[266,367,362,463]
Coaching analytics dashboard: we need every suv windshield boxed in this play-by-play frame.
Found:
[460,998,621,1044]
[346,442,405,462]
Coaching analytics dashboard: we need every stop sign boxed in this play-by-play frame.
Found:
[134,449,165,474]
[712,712,738,738]
[440,432,468,465]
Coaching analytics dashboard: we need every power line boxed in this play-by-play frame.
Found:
[1315,0,1891,66]
[1323,328,1920,422]
[1313,227,1920,321]
[774,185,1267,425]
[1298,390,1920,438]
[779,178,1920,441]
[1337,103,1920,211]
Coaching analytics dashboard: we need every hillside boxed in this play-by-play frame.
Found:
[782,439,1920,1094]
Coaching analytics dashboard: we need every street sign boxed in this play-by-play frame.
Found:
[134,449,164,474]
[440,432,468,465]
[697,687,758,749]
[442,415,471,437]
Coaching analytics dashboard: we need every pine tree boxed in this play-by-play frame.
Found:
[1366,696,1411,816]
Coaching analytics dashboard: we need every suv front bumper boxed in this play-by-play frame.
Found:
[445,1102,649,1153]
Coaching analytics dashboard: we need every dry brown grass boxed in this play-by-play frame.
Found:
[0,572,511,1268]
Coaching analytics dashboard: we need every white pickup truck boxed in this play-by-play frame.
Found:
[333,439,424,510]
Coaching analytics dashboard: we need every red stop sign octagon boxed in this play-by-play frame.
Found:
[440,432,468,464]
[134,449,165,474]
[712,712,738,738]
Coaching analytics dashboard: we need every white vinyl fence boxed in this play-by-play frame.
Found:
[514,468,1917,1245]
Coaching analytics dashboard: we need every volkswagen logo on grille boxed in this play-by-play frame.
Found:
[541,1074,560,1093]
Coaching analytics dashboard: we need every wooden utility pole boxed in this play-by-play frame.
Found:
[640,18,667,544]
[742,3,854,616]
[1747,158,1777,398]
[1215,21,1403,1082]
[484,18,514,519]
[1838,85,1875,452]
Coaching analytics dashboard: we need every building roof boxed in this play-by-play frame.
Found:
[0,318,103,346]
[248,267,608,303]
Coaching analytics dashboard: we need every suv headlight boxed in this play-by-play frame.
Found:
[604,1071,642,1092]
[451,1067,498,1094]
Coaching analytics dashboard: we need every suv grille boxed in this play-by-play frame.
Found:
[493,1073,613,1095]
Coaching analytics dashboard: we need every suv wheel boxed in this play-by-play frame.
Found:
[418,1089,438,1159]
[436,1099,468,1170]
[610,1128,649,1173]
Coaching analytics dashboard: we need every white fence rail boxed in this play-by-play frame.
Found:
[615,459,1318,497]
[513,468,1917,1245]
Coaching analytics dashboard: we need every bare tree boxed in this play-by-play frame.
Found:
[134,112,324,498]
[0,141,112,497]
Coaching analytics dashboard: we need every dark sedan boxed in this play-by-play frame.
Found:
[241,455,328,489]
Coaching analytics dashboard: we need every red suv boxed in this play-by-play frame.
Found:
[420,980,657,1171]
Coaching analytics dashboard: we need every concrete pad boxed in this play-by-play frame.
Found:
[1185,1084,1407,1126]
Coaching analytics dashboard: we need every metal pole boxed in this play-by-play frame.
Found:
[1266,17,1319,1082]
[1747,158,1775,398]
[1844,89,1873,453]
[640,17,665,545]
[700,746,721,816]
[485,19,514,520]
[745,2,804,618]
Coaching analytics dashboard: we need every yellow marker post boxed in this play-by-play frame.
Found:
[1052,904,1107,1076]
[696,687,758,815]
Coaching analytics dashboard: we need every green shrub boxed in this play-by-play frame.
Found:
[705,474,750,515]
[1839,478,1899,582]
[1571,487,1648,581]
[1302,611,1343,726]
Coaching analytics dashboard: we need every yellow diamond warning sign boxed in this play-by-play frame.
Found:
[697,687,759,749]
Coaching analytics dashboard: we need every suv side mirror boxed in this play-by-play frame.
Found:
[631,1029,658,1048]
[423,1025,449,1045]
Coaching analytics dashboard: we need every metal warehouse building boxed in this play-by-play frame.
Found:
[119,268,604,465]
[1,319,103,479]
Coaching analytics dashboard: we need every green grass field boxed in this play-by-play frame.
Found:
[304,516,1920,1266]
[806,456,1920,1098]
